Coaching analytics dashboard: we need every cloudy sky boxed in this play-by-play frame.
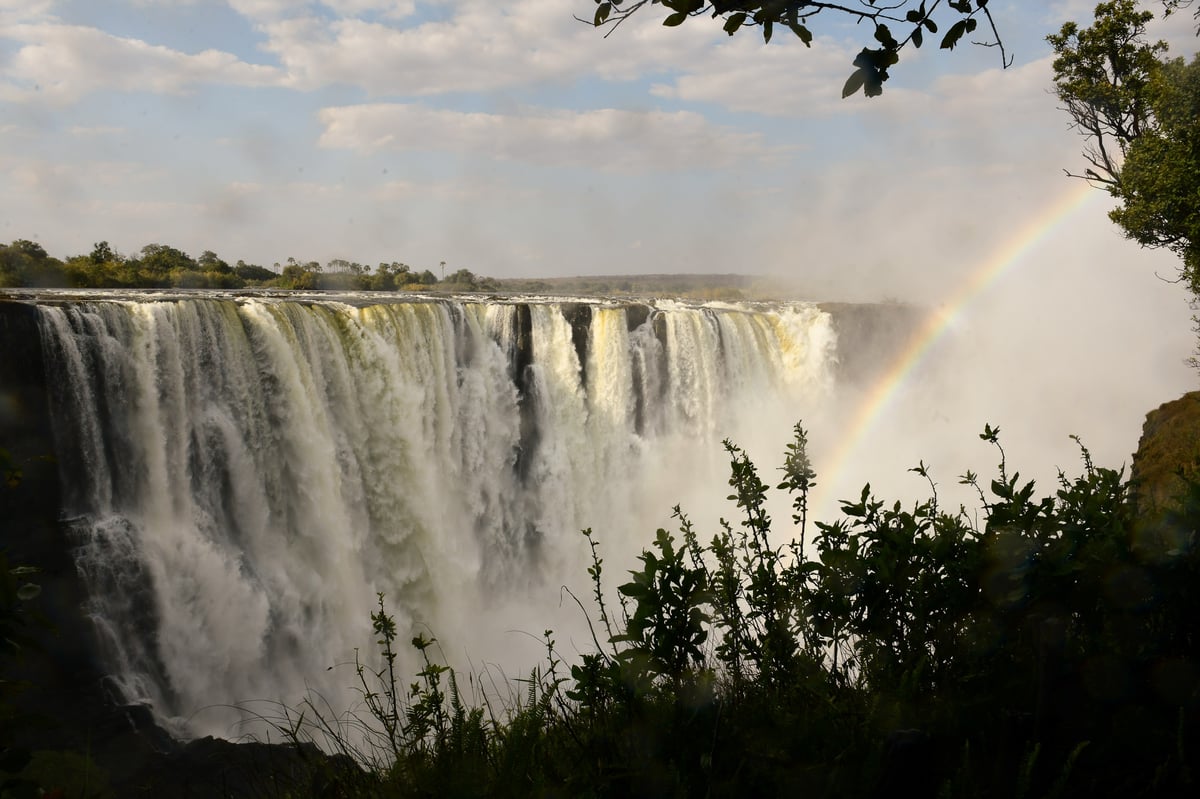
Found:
[0,0,1193,290]
[2,1,1198,496]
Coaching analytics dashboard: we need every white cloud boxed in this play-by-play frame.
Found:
[225,0,294,19]
[68,125,127,136]
[371,177,535,203]
[0,23,282,103]
[319,0,415,17]
[6,157,164,193]
[89,198,201,217]
[221,0,420,23]
[251,0,718,95]
[317,103,784,171]
[928,55,1057,119]
[0,0,53,23]
[8,160,75,193]
[286,180,346,198]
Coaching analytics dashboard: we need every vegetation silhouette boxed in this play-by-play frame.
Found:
[251,422,1200,798]
[586,0,1011,98]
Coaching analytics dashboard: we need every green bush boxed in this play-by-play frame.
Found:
[267,423,1200,798]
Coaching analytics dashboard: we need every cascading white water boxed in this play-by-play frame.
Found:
[34,294,837,738]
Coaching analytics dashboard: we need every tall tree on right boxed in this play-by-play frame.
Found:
[1049,0,1200,293]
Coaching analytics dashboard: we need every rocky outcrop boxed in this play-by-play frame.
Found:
[1129,391,1200,564]
[0,299,106,741]
[818,302,923,386]
[2,300,360,797]
[1130,391,1200,517]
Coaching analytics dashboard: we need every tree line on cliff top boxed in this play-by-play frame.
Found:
[0,240,496,293]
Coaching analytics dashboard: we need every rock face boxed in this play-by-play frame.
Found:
[1130,391,1200,518]
[817,302,924,386]
[1,300,359,796]
[0,301,156,794]
[0,299,108,743]
[1129,390,1200,565]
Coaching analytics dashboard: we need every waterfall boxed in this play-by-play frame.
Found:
[31,294,837,738]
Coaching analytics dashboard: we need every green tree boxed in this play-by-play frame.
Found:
[198,250,232,274]
[1109,53,1200,289]
[135,243,198,286]
[370,262,411,291]
[1050,1,1200,291]
[0,240,65,287]
[320,259,369,290]
[1048,2,1165,190]
[9,240,46,261]
[590,0,1010,98]
[279,259,319,289]
[89,241,116,265]
[64,242,126,287]
[235,260,278,283]
[0,245,28,288]
[444,268,478,287]
[327,258,366,276]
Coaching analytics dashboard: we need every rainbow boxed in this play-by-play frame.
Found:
[814,181,1101,511]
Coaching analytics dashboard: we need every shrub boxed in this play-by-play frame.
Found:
[265,423,1200,797]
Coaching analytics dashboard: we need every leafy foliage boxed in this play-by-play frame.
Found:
[588,0,1010,98]
[1109,52,1200,291]
[265,423,1200,797]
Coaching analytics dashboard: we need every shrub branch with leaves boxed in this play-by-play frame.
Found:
[261,422,1200,797]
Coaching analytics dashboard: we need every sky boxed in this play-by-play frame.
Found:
[2,0,1199,505]
[0,0,1193,290]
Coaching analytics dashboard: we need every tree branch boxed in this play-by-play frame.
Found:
[585,0,1011,94]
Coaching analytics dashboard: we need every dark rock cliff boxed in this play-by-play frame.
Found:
[0,299,102,721]
[1,300,354,797]
[1130,391,1200,517]
[1129,391,1200,566]
[818,302,924,387]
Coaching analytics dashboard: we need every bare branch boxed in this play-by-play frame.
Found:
[978,5,1014,68]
